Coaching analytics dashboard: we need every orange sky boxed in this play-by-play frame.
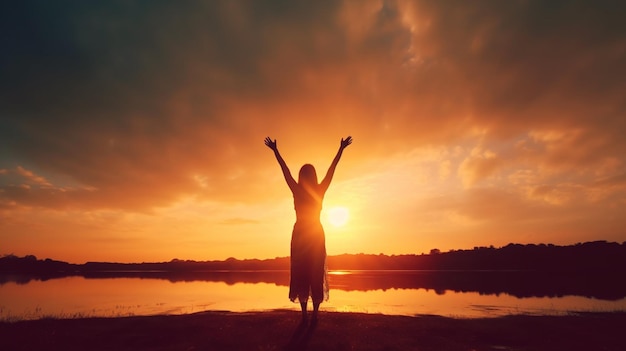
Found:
[1,1,625,263]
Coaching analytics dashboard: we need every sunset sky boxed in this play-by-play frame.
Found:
[1,1,625,263]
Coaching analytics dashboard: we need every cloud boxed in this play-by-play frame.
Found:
[1,0,624,215]
[458,147,503,187]
[1,166,50,188]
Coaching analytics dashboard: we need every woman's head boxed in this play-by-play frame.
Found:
[298,164,318,185]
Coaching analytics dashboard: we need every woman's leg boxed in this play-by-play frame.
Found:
[312,300,320,323]
[310,249,326,323]
[299,298,308,322]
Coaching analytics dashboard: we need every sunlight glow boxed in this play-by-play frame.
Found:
[328,270,352,275]
[327,206,349,227]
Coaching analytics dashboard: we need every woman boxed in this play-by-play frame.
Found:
[264,136,352,324]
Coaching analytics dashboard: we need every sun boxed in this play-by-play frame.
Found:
[326,206,349,227]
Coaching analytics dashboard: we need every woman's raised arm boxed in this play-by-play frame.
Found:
[320,136,352,193]
[265,137,297,192]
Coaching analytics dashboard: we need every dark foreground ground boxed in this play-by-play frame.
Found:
[1,310,625,351]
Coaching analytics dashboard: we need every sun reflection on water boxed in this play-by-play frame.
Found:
[328,270,351,275]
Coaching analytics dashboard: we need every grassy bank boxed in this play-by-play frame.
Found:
[1,310,625,350]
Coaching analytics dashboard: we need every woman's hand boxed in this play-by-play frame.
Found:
[340,136,353,150]
[264,137,278,152]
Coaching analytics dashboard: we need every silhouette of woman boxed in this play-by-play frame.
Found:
[265,136,352,324]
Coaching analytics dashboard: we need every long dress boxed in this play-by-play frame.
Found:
[289,183,329,304]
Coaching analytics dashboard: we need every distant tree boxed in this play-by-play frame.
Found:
[430,248,441,255]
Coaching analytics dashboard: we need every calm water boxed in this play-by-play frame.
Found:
[1,271,625,321]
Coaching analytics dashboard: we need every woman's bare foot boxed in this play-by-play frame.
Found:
[300,300,308,325]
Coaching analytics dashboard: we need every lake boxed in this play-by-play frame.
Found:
[2,270,625,321]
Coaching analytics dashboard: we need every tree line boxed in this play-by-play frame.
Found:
[2,240,625,274]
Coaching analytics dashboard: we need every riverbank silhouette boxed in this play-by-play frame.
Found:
[2,241,626,300]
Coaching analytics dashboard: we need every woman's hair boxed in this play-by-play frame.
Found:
[298,164,318,186]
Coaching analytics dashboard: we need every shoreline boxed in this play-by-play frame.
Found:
[2,310,625,350]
